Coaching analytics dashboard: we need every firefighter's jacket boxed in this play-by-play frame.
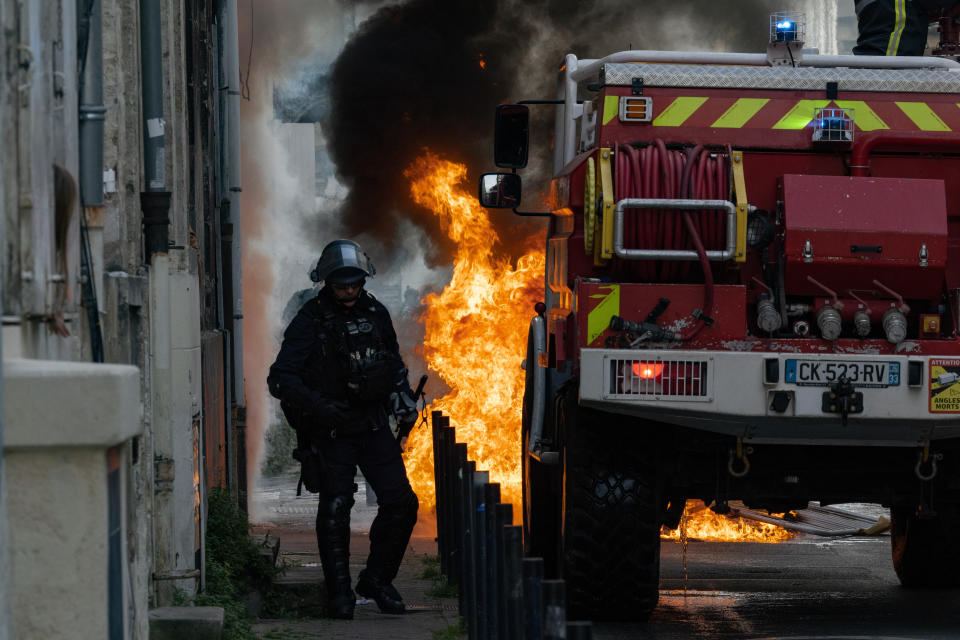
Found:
[854,0,960,56]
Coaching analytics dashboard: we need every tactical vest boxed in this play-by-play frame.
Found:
[303,293,399,406]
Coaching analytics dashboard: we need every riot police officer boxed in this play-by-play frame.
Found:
[853,0,960,56]
[267,240,420,619]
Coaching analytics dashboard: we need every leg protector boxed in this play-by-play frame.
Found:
[357,489,418,614]
[316,493,355,619]
[365,489,418,583]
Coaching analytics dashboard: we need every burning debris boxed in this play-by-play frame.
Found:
[662,501,794,543]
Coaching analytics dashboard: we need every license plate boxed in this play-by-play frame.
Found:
[784,359,900,388]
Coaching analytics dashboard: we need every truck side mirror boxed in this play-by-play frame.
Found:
[478,173,522,209]
[494,104,529,169]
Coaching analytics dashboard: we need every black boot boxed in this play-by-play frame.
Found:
[317,494,356,619]
[358,490,418,614]
[356,571,405,614]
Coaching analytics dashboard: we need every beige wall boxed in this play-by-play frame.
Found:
[3,358,140,639]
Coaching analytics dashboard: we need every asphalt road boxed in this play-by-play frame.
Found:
[252,475,960,639]
[605,534,960,640]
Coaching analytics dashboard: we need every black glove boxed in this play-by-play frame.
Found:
[390,390,419,439]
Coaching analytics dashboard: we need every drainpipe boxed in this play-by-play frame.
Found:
[0,189,9,640]
[140,0,170,257]
[211,12,232,494]
[220,0,245,497]
[77,0,104,207]
[77,0,105,362]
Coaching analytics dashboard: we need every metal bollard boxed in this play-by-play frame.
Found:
[460,460,477,638]
[432,411,448,576]
[503,525,524,640]
[495,503,513,639]
[484,483,502,639]
[566,622,592,640]
[541,580,566,640]
[473,472,490,639]
[448,439,467,587]
[522,558,544,640]
[440,418,455,579]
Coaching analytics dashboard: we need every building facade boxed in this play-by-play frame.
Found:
[0,1,245,638]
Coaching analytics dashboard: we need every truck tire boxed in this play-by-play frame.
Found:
[890,505,960,588]
[559,387,660,621]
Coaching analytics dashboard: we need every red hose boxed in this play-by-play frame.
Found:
[614,139,724,339]
[679,147,714,341]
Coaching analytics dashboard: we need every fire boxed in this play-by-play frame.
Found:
[661,500,793,543]
[403,151,545,514]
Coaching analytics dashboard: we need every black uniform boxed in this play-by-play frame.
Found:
[267,285,418,613]
[853,0,960,56]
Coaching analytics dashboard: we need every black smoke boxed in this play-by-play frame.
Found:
[326,0,781,263]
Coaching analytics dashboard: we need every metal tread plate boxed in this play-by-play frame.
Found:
[600,63,960,94]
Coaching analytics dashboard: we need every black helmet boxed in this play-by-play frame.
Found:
[310,240,376,285]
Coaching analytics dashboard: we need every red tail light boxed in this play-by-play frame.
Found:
[632,362,664,379]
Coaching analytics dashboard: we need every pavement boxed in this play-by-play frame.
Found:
[249,472,460,640]
[249,477,960,639]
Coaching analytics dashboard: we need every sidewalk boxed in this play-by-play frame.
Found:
[250,473,460,639]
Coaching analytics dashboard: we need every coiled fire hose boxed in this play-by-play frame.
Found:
[613,140,723,340]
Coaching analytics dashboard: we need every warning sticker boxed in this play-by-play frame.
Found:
[929,359,960,413]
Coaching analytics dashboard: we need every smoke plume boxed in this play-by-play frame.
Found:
[326,0,783,263]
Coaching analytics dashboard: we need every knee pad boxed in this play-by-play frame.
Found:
[317,493,355,533]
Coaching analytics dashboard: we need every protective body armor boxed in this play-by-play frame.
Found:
[306,291,400,405]
[268,286,407,440]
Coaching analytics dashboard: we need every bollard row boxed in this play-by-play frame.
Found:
[431,411,593,640]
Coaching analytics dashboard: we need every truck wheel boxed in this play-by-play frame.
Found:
[559,388,660,621]
[890,505,960,588]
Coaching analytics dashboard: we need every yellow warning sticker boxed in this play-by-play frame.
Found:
[652,97,708,127]
[587,285,620,345]
[929,358,960,413]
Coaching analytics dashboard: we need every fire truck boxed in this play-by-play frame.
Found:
[480,14,960,621]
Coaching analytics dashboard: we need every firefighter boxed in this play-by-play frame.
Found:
[853,0,960,56]
[267,239,420,619]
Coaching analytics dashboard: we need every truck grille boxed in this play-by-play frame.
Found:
[607,357,710,400]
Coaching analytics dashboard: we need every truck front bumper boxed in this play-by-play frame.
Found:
[578,348,960,446]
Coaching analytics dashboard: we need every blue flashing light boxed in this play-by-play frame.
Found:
[775,19,797,42]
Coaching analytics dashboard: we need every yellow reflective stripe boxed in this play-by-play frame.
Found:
[731,151,748,263]
[652,97,708,127]
[598,148,615,261]
[712,98,769,128]
[833,100,889,131]
[886,0,906,56]
[602,95,619,126]
[772,99,831,129]
[897,102,951,131]
[587,285,620,345]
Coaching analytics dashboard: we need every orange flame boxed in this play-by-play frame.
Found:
[661,500,793,542]
[403,151,545,513]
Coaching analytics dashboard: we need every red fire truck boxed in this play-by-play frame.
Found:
[480,14,960,621]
